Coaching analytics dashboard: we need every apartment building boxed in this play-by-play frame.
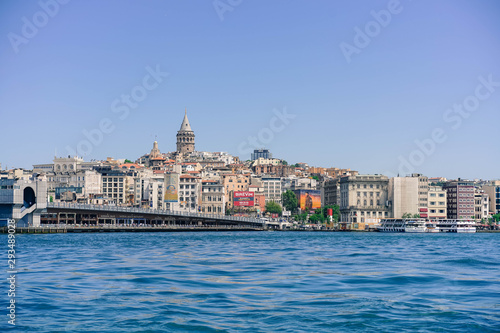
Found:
[443,180,475,219]
[427,186,447,219]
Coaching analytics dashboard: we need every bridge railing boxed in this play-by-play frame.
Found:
[47,202,263,224]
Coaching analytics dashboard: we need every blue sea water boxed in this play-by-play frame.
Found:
[2,232,500,332]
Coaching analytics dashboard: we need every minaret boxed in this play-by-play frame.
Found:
[176,109,195,155]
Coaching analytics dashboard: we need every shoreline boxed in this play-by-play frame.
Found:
[2,227,498,234]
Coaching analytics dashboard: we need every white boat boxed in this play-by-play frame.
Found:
[405,220,428,233]
[435,219,476,233]
[379,219,476,233]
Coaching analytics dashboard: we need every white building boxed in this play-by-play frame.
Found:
[178,175,202,212]
[388,176,419,219]
[262,177,282,204]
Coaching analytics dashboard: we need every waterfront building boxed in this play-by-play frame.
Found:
[415,174,429,209]
[474,190,490,221]
[323,177,340,207]
[427,186,447,219]
[388,176,419,219]
[339,174,390,223]
[443,180,475,219]
[483,181,500,214]
[176,110,195,155]
[251,149,272,160]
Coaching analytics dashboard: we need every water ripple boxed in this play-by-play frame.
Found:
[2,232,499,332]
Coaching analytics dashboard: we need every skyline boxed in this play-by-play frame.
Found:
[1,0,500,180]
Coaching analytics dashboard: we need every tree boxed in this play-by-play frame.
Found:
[294,211,308,223]
[322,205,340,222]
[281,160,288,165]
[492,213,500,222]
[124,159,133,164]
[402,212,412,219]
[282,190,298,212]
[309,208,326,223]
[265,201,282,215]
[413,213,421,218]
[311,175,319,181]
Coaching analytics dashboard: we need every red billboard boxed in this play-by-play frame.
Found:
[234,191,255,207]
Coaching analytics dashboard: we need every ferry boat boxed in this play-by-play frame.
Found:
[378,219,476,233]
[434,219,476,233]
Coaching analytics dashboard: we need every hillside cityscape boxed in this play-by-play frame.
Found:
[1,110,499,230]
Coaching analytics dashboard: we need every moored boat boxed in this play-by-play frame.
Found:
[379,218,476,233]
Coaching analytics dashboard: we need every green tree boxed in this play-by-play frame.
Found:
[309,208,326,223]
[413,213,421,218]
[282,190,298,212]
[322,205,340,222]
[124,159,133,164]
[294,211,308,223]
[281,160,288,165]
[311,175,319,181]
[492,213,500,222]
[402,212,412,219]
[265,201,282,215]
[309,214,320,223]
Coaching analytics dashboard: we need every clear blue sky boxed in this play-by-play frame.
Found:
[1,0,499,180]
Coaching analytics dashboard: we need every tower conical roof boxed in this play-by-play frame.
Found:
[179,109,192,132]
